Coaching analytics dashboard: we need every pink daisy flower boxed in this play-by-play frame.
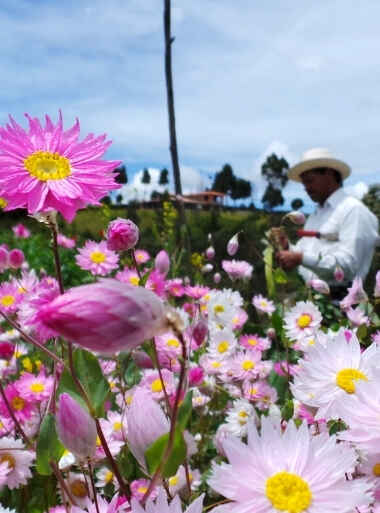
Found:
[231,350,262,381]
[130,479,158,502]
[239,334,271,352]
[0,383,34,422]
[0,112,121,221]
[15,371,53,402]
[76,240,119,276]
[208,418,371,513]
[139,369,176,401]
[0,436,34,489]
[116,267,140,286]
[184,285,210,300]
[145,270,166,298]
[0,282,22,314]
[165,278,185,297]
[12,223,30,238]
[134,249,150,264]
[131,488,204,513]
[57,233,76,248]
[252,294,275,315]
[222,259,253,281]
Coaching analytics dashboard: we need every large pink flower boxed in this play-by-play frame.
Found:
[0,112,121,221]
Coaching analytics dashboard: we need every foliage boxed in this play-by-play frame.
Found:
[261,153,289,210]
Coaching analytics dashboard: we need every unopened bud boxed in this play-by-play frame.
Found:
[213,272,221,284]
[334,266,344,283]
[155,250,170,276]
[201,263,213,274]
[286,211,305,225]
[307,279,330,295]
[205,246,215,260]
[227,233,239,256]
[8,249,24,269]
[192,319,208,347]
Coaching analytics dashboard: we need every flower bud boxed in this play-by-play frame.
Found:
[307,279,330,295]
[227,233,239,256]
[205,246,215,260]
[0,341,14,360]
[38,279,168,355]
[266,328,276,340]
[213,272,221,284]
[189,366,204,386]
[154,250,170,276]
[56,393,97,461]
[286,211,305,225]
[201,263,213,274]
[192,318,208,347]
[8,249,24,269]
[334,266,345,283]
[106,218,139,251]
[374,270,380,298]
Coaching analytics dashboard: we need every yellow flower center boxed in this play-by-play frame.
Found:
[214,305,225,314]
[218,341,229,353]
[151,379,163,393]
[169,476,179,486]
[249,387,257,396]
[22,357,33,373]
[0,197,7,208]
[265,471,312,513]
[260,300,268,307]
[247,337,258,346]
[373,463,380,477]
[96,436,101,447]
[0,295,15,307]
[137,486,148,494]
[242,360,254,371]
[129,276,140,286]
[113,421,122,431]
[71,479,88,498]
[297,314,312,329]
[11,396,25,411]
[336,368,367,394]
[90,251,106,263]
[167,338,180,348]
[30,383,44,393]
[0,453,16,469]
[105,470,114,483]
[211,361,221,368]
[24,151,71,181]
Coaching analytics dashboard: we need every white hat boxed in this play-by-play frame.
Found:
[288,148,351,182]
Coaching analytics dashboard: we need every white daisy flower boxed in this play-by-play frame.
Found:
[284,300,322,341]
[225,399,258,437]
[291,331,380,419]
[96,466,118,489]
[0,436,34,489]
[208,329,237,360]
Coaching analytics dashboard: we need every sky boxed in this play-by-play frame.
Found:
[1,0,380,210]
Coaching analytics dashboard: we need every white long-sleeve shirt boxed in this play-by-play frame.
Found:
[292,188,379,284]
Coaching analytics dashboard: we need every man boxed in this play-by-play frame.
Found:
[276,148,378,290]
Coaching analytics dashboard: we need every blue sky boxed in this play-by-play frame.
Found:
[1,0,379,210]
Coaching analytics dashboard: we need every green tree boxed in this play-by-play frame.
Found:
[230,178,252,202]
[141,168,151,185]
[114,165,128,184]
[363,184,380,221]
[261,153,289,210]
[291,198,304,210]
[159,168,169,187]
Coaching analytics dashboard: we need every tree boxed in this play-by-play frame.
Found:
[291,198,304,210]
[116,194,123,204]
[114,165,128,184]
[141,168,151,185]
[230,178,252,202]
[261,153,289,210]
[262,183,285,211]
[159,168,169,187]
[212,164,236,194]
[363,184,380,221]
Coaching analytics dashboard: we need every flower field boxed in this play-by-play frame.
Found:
[0,113,380,513]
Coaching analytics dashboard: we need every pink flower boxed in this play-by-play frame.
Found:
[126,388,169,468]
[0,437,34,489]
[145,269,166,298]
[252,294,275,315]
[8,249,24,269]
[57,393,97,461]
[239,334,270,352]
[76,240,119,276]
[116,267,140,286]
[0,111,121,221]
[12,223,30,238]
[191,318,208,347]
[154,250,170,276]
[131,479,158,502]
[134,249,150,264]
[375,270,380,298]
[205,246,215,260]
[340,277,368,310]
[16,371,53,402]
[346,306,370,327]
[0,282,22,313]
[222,259,253,281]
[131,488,204,513]
[286,210,306,225]
[213,272,221,284]
[106,218,139,251]
[184,285,209,300]
[165,278,184,297]
[38,279,168,354]
[0,383,34,422]
[0,341,14,360]
[307,278,330,295]
[188,366,204,386]
[140,369,176,401]
[334,265,345,282]
[57,233,76,248]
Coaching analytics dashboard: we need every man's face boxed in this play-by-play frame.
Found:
[300,169,335,204]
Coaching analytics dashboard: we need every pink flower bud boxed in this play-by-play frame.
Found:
[189,366,204,386]
[127,388,169,468]
[307,279,330,295]
[57,393,97,461]
[201,263,213,274]
[205,246,215,260]
[106,218,139,251]
[213,272,221,284]
[334,266,345,283]
[227,233,239,256]
[0,342,14,360]
[192,319,208,347]
[266,328,276,340]
[0,247,9,272]
[286,211,306,225]
[154,250,170,276]
[374,270,380,298]
[8,249,24,269]
[12,223,30,238]
[38,279,168,355]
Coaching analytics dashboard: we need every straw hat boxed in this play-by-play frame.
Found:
[288,148,351,182]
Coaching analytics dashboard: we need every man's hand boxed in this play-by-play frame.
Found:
[276,250,303,270]
[270,228,289,250]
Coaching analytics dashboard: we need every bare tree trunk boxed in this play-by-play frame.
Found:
[163,0,189,247]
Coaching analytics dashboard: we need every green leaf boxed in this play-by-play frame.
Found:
[328,419,347,435]
[36,413,65,475]
[281,399,294,421]
[57,368,87,410]
[145,429,187,478]
[356,324,368,341]
[271,311,284,339]
[177,390,193,430]
[273,267,288,284]
[73,349,110,417]
[263,246,275,298]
